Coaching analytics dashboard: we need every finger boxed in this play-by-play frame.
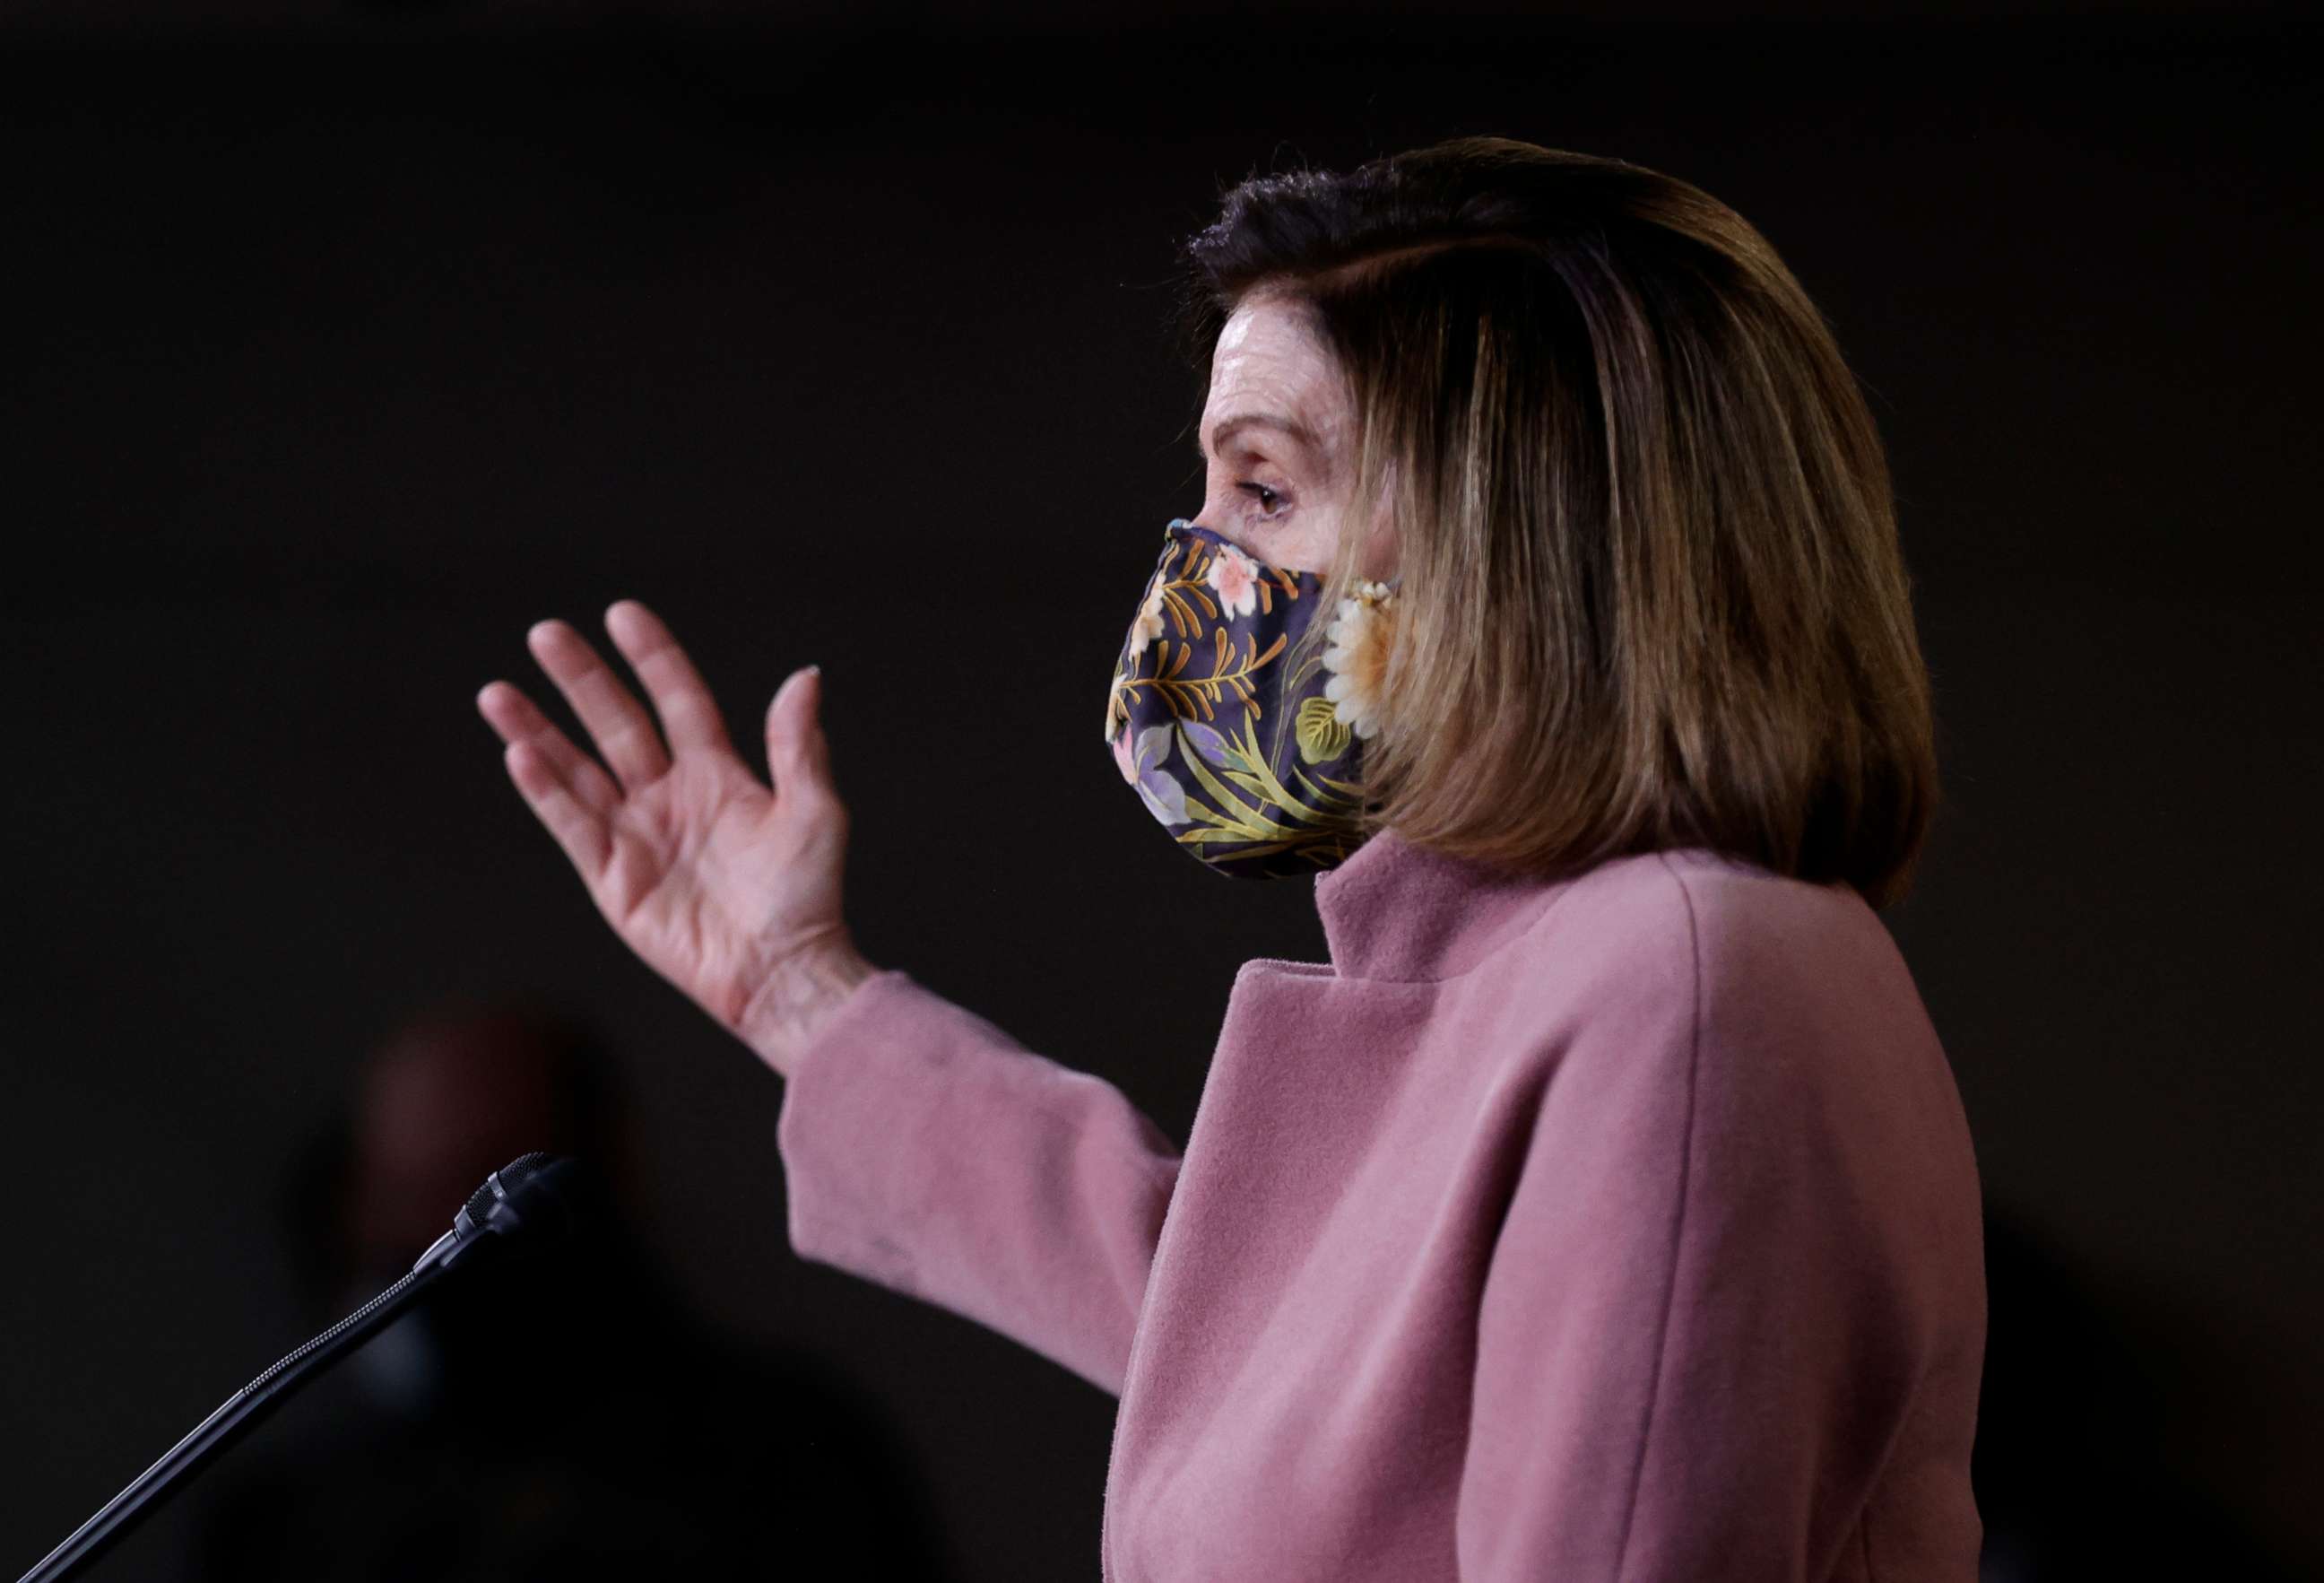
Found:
[476,680,620,817]
[604,599,735,758]
[525,618,672,792]
[765,664,833,805]
[503,740,613,881]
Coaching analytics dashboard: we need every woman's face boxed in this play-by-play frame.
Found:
[1192,293,1398,582]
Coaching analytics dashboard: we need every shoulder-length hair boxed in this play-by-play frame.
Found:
[1176,136,1939,909]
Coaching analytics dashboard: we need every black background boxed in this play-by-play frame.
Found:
[3,4,2317,1579]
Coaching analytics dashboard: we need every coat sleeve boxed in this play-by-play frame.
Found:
[774,967,1180,1396]
[1452,875,1985,1580]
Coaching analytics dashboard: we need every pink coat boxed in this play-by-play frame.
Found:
[776,829,1987,1579]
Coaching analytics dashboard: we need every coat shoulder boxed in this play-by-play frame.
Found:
[1532,847,1899,994]
[1488,847,1928,1087]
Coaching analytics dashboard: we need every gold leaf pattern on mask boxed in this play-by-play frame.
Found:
[1296,696,1352,765]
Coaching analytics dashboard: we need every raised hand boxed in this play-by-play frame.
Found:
[476,601,870,1075]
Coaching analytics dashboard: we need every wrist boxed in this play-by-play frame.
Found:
[734,935,880,1080]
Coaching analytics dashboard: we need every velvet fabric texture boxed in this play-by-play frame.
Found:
[775,828,1987,1579]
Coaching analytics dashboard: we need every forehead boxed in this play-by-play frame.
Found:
[1205,295,1340,417]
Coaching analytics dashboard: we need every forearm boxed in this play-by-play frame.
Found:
[772,967,1179,1395]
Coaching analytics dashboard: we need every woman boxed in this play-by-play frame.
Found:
[476,137,1985,1580]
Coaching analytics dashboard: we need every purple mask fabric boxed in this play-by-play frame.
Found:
[1102,518,1403,880]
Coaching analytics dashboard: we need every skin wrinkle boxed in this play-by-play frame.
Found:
[1192,295,1400,585]
[1610,854,1707,1580]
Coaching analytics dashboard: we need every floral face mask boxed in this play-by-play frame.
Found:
[1102,518,1401,879]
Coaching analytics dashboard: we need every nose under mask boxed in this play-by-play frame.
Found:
[1102,518,1401,879]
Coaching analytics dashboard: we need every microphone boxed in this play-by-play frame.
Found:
[17,1153,588,1583]
[412,1150,585,1273]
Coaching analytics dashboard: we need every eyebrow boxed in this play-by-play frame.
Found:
[1199,411,1323,463]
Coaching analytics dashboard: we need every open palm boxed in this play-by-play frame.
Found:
[476,600,851,1035]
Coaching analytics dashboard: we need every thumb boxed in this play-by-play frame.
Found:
[766,664,830,798]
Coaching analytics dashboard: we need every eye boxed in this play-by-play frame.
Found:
[1236,482,1288,517]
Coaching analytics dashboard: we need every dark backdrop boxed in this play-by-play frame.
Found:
[3,5,2317,1579]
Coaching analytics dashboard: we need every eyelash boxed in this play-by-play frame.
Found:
[1237,482,1288,516]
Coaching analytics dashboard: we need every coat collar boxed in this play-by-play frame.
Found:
[1311,825,1579,983]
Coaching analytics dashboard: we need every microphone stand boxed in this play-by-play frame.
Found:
[18,1246,485,1582]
